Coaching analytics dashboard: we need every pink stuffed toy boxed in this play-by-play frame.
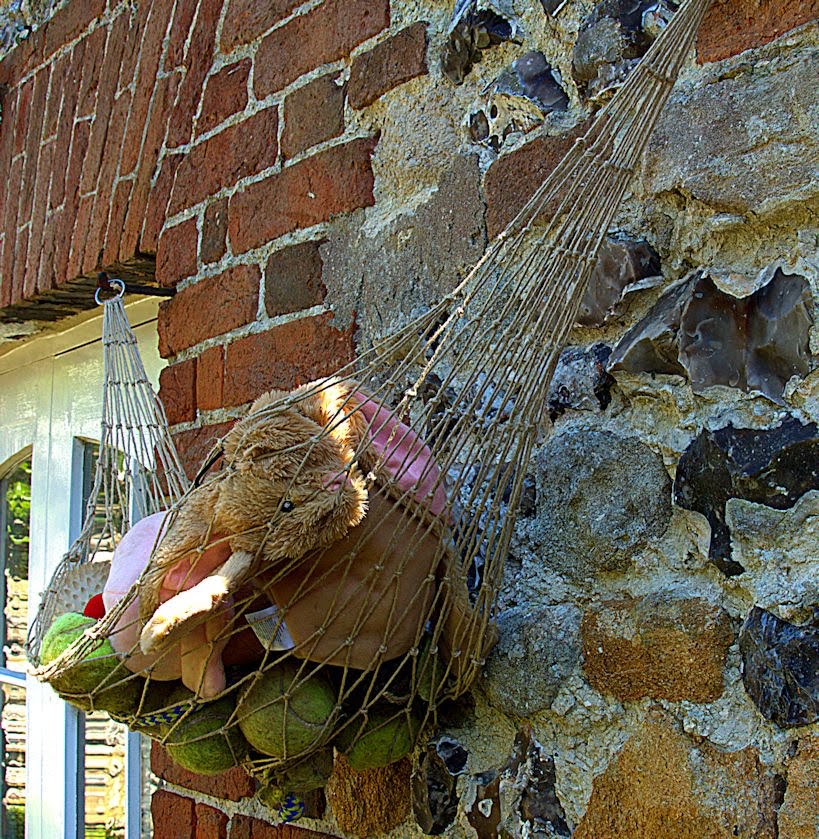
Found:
[103,512,237,698]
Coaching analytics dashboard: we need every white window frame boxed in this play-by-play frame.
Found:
[0,297,163,839]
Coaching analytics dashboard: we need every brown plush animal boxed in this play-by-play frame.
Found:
[138,378,493,692]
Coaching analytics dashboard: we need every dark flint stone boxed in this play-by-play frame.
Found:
[579,236,661,326]
[573,0,678,97]
[548,344,616,420]
[412,739,464,835]
[610,268,813,404]
[674,419,819,576]
[464,726,569,837]
[739,607,819,728]
[442,0,519,85]
[509,52,569,113]
[510,727,570,837]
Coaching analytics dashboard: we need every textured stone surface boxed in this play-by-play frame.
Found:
[528,430,672,579]
[643,43,819,215]
[610,268,814,403]
[264,240,327,317]
[739,607,819,728]
[463,727,570,838]
[547,343,615,420]
[674,418,819,576]
[573,0,676,100]
[411,737,467,835]
[482,604,582,717]
[697,0,819,63]
[579,236,661,326]
[573,712,778,838]
[321,153,486,339]
[441,0,519,85]
[325,755,411,837]
[779,737,819,839]
[582,593,734,702]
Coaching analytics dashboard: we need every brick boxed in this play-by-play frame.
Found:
[99,179,132,269]
[254,0,390,97]
[483,120,590,238]
[43,0,106,63]
[85,87,133,263]
[165,0,199,70]
[80,14,130,195]
[68,193,96,279]
[220,0,302,51]
[37,205,62,293]
[142,153,183,254]
[1,155,24,307]
[581,594,735,703]
[326,755,412,837]
[56,119,91,281]
[195,803,229,839]
[165,0,223,149]
[159,359,197,423]
[49,42,84,211]
[697,0,819,63]
[281,73,345,160]
[157,263,260,355]
[76,26,106,117]
[264,240,326,316]
[228,136,377,253]
[152,790,196,839]
[197,59,251,137]
[0,89,18,224]
[12,225,28,306]
[25,139,54,297]
[13,77,34,156]
[0,27,44,87]
[348,22,428,109]
[43,52,68,139]
[196,345,225,411]
[223,313,354,406]
[151,742,254,800]
[201,198,229,264]
[229,815,336,839]
[156,217,199,288]
[169,106,279,215]
[117,1,151,96]
[119,71,182,262]
[120,0,175,176]
[19,69,49,232]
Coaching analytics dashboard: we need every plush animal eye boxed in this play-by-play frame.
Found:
[281,500,294,513]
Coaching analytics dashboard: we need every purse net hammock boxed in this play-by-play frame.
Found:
[31,0,709,808]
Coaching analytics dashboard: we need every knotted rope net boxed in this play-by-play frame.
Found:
[30,0,710,807]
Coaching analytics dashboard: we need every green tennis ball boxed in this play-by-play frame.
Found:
[336,707,420,771]
[41,612,142,716]
[274,748,334,794]
[237,663,336,759]
[164,697,248,775]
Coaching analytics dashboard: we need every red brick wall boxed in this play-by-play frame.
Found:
[0,0,814,834]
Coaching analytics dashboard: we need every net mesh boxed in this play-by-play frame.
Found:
[29,0,710,803]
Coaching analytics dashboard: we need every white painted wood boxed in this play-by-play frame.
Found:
[0,299,161,839]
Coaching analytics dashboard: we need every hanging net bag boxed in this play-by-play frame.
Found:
[31,0,710,811]
[27,280,190,709]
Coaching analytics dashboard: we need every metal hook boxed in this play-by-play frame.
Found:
[95,276,126,305]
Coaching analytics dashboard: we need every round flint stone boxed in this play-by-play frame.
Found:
[529,430,673,579]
